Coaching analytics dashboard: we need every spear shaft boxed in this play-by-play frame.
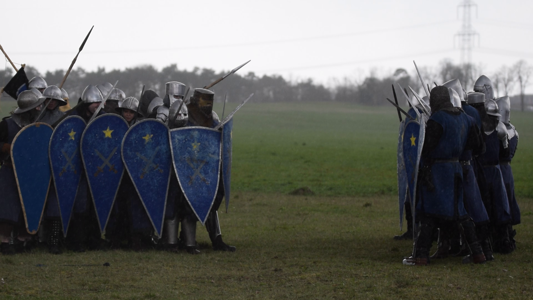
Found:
[204,60,250,89]
[59,26,94,89]
[0,44,18,71]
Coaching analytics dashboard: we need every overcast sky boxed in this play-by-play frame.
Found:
[2,0,532,88]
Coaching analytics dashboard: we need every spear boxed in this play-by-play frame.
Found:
[386,98,413,121]
[204,60,250,89]
[391,85,402,122]
[0,44,18,71]
[58,26,94,89]
[214,93,254,130]
[413,60,430,99]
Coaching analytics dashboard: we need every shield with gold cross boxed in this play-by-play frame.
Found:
[402,116,426,217]
[49,115,87,236]
[81,114,129,234]
[170,126,221,224]
[122,119,172,237]
[11,122,54,234]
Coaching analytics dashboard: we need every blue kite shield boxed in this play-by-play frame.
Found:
[81,114,128,234]
[11,122,53,234]
[397,120,407,230]
[221,118,233,213]
[122,119,172,237]
[170,126,221,224]
[49,116,86,236]
[402,117,426,221]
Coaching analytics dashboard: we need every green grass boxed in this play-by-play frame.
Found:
[1,101,532,299]
[1,193,533,299]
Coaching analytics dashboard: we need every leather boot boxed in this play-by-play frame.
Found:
[206,211,235,252]
[460,220,486,264]
[430,229,450,259]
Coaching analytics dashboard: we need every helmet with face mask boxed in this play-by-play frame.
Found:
[495,96,510,125]
[168,99,188,128]
[164,81,187,107]
[190,88,214,116]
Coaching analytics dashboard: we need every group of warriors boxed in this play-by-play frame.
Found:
[0,73,247,255]
[391,73,520,265]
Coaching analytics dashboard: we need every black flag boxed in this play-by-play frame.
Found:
[3,67,29,99]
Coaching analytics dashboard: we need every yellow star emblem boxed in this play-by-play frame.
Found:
[192,141,200,150]
[142,134,153,144]
[68,129,76,140]
[103,127,114,138]
[410,134,416,146]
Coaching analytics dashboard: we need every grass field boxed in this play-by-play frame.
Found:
[0,100,532,299]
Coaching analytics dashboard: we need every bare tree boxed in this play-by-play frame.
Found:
[513,60,532,111]
[499,66,516,97]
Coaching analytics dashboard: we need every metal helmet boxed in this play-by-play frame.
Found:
[14,90,45,114]
[156,105,169,123]
[147,97,164,116]
[442,78,466,102]
[108,88,126,102]
[116,97,142,116]
[485,99,501,118]
[97,82,114,98]
[467,92,485,105]
[191,88,215,115]
[140,89,159,117]
[166,81,187,97]
[42,85,67,106]
[474,75,494,101]
[28,76,48,90]
[61,88,69,101]
[449,88,461,108]
[496,96,511,124]
[168,99,188,128]
[80,85,104,104]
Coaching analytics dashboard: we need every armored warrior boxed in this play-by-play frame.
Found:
[163,81,187,108]
[164,99,196,253]
[0,90,46,254]
[39,85,67,125]
[59,88,71,112]
[64,85,105,251]
[116,97,143,125]
[403,86,486,266]
[496,96,520,251]
[186,88,235,252]
[104,88,126,114]
[38,85,69,253]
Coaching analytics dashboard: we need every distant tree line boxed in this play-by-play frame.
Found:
[1,59,531,111]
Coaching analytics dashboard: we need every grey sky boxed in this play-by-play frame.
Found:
[2,0,532,88]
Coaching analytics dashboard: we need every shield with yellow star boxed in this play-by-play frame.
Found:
[170,126,221,224]
[402,118,425,214]
[122,119,172,237]
[81,114,129,234]
[49,116,87,236]
[11,122,54,234]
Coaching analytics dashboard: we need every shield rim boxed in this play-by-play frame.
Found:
[80,113,128,234]
[48,115,87,237]
[169,125,222,225]
[121,118,171,237]
[221,117,233,213]
[11,122,53,234]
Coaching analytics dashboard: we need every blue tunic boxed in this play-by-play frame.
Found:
[459,106,489,224]
[417,110,470,220]
[477,131,511,224]
[500,134,520,225]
